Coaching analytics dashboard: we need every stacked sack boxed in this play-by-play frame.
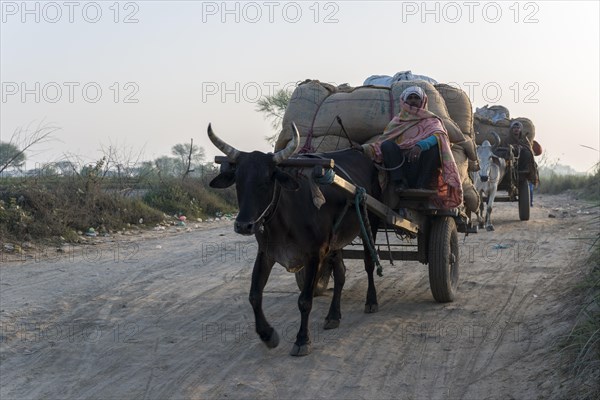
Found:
[274,79,479,214]
[434,83,480,216]
[276,80,469,151]
[474,105,536,146]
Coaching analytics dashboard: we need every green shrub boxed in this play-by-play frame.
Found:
[143,178,236,218]
[0,172,237,243]
[0,176,165,242]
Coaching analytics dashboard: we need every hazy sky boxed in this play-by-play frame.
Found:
[1,1,599,172]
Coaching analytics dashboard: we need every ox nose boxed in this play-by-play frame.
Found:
[480,175,489,182]
[234,220,255,235]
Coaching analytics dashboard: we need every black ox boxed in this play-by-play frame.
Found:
[208,123,381,356]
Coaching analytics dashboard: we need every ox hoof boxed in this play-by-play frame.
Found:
[290,343,312,357]
[324,319,340,330]
[263,329,279,349]
[486,225,495,232]
[364,304,379,313]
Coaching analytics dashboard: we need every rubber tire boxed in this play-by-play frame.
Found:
[428,216,459,303]
[518,179,530,221]
[295,262,333,297]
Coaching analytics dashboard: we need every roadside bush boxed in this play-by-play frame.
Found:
[143,178,236,218]
[0,170,237,243]
[0,177,165,242]
[0,197,33,239]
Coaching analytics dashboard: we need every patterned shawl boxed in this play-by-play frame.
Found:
[364,91,463,209]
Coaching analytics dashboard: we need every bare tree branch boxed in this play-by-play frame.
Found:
[0,122,59,174]
[182,138,194,181]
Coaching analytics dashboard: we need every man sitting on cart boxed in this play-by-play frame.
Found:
[361,86,463,209]
[507,120,539,186]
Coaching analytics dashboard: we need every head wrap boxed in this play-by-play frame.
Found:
[510,121,524,130]
[400,86,425,103]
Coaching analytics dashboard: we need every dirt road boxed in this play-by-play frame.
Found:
[0,193,596,399]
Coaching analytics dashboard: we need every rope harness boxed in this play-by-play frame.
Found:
[355,187,383,277]
[312,164,383,276]
[249,184,281,230]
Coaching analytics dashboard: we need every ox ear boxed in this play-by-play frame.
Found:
[273,168,300,191]
[209,170,236,188]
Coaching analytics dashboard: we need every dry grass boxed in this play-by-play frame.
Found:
[0,175,237,244]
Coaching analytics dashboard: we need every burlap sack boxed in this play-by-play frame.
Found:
[468,159,480,172]
[454,137,478,162]
[451,145,469,184]
[434,84,474,138]
[474,117,536,146]
[462,181,480,216]
[276,80,467,152]
[275,80,335,151]
[310,87,394,142]
[474,118,510,146]
[452,144,479,215]
[296,135,355,153]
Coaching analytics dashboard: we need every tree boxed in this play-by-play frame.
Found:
[100,141,147,180]
[256,88,293,146]
[171,140,205,180]
[154,156,179,178]
[0,142,26,171]
[0,123,58,174]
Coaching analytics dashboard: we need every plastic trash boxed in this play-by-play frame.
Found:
[85,228,97,237]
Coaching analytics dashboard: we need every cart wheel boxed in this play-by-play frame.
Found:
[518,179,530,221]
[294,261,335,296]
[428,216,459,303]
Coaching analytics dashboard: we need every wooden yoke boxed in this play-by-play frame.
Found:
[214,156,335,169]
[312,167,419,235]
[214,156,418,235]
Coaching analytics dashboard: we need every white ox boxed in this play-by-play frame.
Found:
[472,137,506,231]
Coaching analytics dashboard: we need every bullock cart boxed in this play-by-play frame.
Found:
[214,154,473,303]
[492,145,531,221]
[474,138,531,229]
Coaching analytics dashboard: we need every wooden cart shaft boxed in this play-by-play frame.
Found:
[214,155,419,235]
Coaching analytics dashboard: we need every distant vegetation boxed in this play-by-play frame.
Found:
[537,161,599,201]
[0,138,237,244]
[1,121,597,245]
[0,171,236,244]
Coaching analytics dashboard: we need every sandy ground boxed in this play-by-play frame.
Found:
[0,193,597,400]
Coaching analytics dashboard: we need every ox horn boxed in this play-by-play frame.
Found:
[490,131,501,151]
[207,123,241,161]
[272,122,300,164]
